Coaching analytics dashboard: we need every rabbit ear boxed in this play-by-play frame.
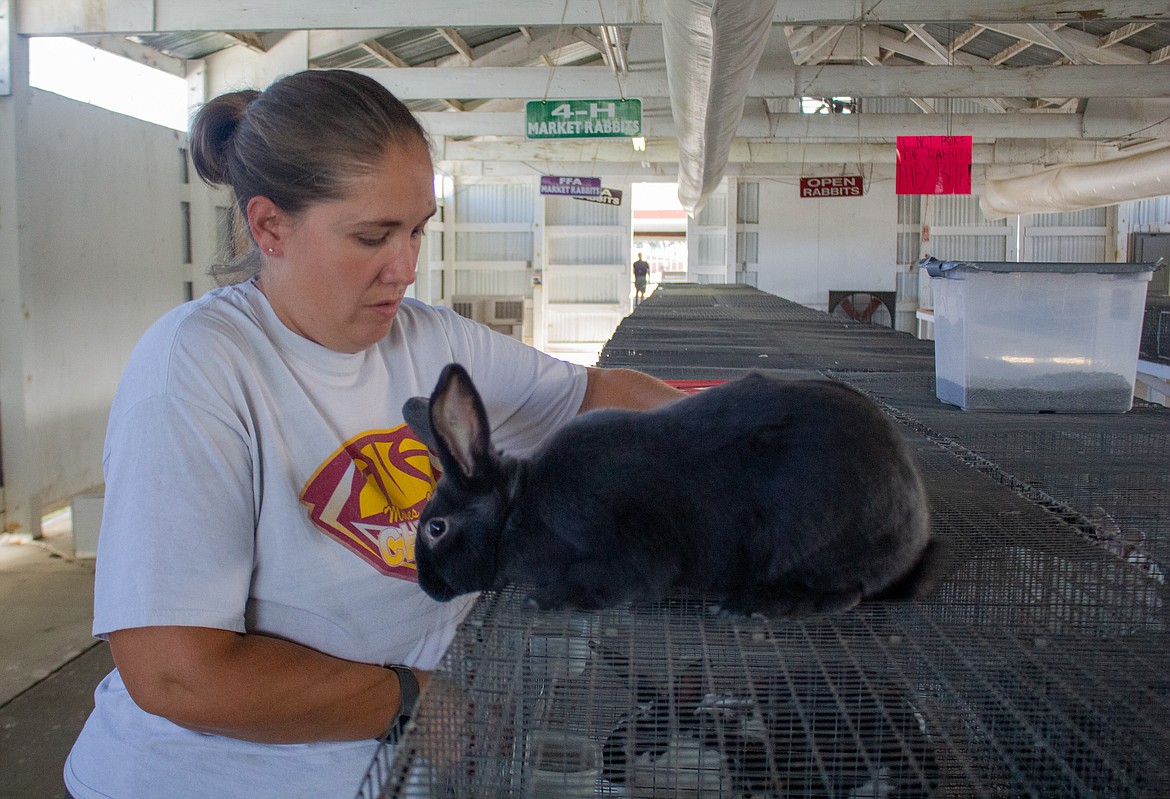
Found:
[402,396,437,451]
[428,363,495,484]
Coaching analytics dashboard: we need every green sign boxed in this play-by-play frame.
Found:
[526,99,642,140]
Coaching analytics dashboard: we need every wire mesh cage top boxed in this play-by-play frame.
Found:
[369,588,1167,799]
[364,423,1169,798]
[360,419,1169,798]
[358,286,1170,799]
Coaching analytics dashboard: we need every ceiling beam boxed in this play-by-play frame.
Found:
[221,31,270,54]
[308,29,396,61]
[418,107,1170,140]
[360,40,409,68]
[18,0,1169,35]
[981,23,1151,64]
[988,38,1034,65]
[1025,23,1084,64]
[904,24,951,62]
[358,64,1170,101]
[436,27,474,63]
[792,26,845,65]
[1099,22,1154,48]
[437,136,1115,165]
[74,34,187,77]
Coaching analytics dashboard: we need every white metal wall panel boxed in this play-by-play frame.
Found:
[928,235,1008,261]
[1126,196,1170,229]
[545,196,621,226]
[687,185,729,281]
[546,265,626,303]
[547,234,625,266]
[540,183,632,352]
[454,231,534,262]
[898,194,922,267]
[1030,208,1108,227]
[927,195,1013,261]
[737,182,759,223]
[696,191,727,226]
[452,265,531,297]
[697,231,726,266]
[456,183,534,224]
[933,195,995,227]
[736,231,759,264]
[1024,232,1107,262]
[1021,208,1109,262]
[448,180,537,308]
[545,306,625,345]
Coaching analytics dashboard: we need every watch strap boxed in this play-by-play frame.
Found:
[382,665,419,743]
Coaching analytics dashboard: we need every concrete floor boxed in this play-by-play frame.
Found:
[0,519,108,799]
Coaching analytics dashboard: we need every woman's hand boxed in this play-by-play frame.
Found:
[109,625,425,744]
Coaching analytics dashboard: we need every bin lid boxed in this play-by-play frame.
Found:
[920,255,1165,278]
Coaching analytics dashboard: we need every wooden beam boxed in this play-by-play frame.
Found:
[222,31,268,54]
[74,34,186,77]
[358,64,1170,100]
[308,29,396,61]
[949,24,986,53]
[438,136,1115,165]
[360,41,409,69]
[1026,23,1085,64]
[419,109,1121,139]
[982,23,1149,64]
[793,26,845,65]
[572,26,606,56]
[21,1,1169,35]
[989,39,1034,65]
[436,27,474,63]
[905,24,951,63]
[1098,22,1154,48]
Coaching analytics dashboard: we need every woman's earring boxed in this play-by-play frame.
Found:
[267,247,275,253]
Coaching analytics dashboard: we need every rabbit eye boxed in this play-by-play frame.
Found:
[425,519,448,539]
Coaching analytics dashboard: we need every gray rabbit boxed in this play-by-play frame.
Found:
[402,363,941,616]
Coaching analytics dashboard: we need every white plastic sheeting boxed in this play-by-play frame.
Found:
[662,0,776,215]
[980,145,1170,220]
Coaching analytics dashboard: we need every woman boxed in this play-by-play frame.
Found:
[65,69,682,799]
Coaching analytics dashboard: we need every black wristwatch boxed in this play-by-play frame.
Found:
[382,665,419,743]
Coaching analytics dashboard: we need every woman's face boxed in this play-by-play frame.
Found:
[255,140,437,353]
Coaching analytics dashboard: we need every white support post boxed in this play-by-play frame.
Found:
[1,0,10,96]
[725,178,738,283]
[531,176,546,351]
[0,19,39,536]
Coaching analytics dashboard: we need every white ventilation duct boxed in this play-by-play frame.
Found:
[981,145,1170,220]
[662,0,777,215]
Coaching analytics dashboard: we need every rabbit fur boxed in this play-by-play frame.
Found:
[403,363,940,616]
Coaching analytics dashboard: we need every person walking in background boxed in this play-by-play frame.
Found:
[632,251,650,305]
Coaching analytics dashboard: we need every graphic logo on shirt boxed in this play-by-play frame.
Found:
[300,425,438,578]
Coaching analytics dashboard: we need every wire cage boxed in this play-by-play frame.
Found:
[362,594,1167,798]
[355,286,1169,799]
[358,430,1169,798]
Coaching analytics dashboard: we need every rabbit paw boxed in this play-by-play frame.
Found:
[525,583,606,611]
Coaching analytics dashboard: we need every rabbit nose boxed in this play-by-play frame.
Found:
[423,518,448,543]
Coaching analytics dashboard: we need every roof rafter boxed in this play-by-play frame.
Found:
[21,0,1170,34]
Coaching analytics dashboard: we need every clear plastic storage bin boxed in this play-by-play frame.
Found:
[923,257,1160,413]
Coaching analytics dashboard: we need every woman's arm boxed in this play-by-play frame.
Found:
[579,367,685,413]
[109,625,427,744]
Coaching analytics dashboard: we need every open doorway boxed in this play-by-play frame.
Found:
[631,183,687,303]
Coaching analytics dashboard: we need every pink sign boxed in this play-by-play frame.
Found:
[896,136,972,195]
